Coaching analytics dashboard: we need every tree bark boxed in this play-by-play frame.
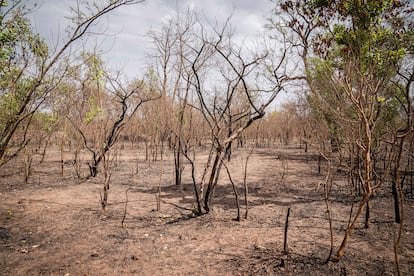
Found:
[203,150,223,213]
[332,193,371,262]
[392,172,401,223]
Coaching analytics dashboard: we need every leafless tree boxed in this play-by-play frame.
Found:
[64,56,159,178]
[179,15,290,214]
[147,10,200,186]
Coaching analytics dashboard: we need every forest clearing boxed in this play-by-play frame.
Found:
[1,143,413,275]
[1,0,413,275]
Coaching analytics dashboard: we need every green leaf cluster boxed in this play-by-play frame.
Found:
[1,4,50,132]
[84,95,103,124]
[301,0,413,146]
[84,106,103,124]
[32,111,58,132]
[81,52,105,84]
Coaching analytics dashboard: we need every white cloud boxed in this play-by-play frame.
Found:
[28,0,275,79]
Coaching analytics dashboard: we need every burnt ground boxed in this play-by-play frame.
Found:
[1,144,413,275]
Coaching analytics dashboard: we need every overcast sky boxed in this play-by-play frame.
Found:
[29,0,276,80]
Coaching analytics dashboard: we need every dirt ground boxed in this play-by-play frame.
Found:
[1,144,413,275]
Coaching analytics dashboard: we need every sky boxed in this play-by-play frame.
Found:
[29,0,276,81]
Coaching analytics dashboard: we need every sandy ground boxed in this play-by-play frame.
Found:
[1,144,413,275]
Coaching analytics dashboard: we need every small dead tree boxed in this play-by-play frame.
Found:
[23,147,33,184]
[222,161,240,221]
[147,10,200,186]
[65,54,159,178]
[243,145,255,219]
[121,186,131,227]
[181,144,203,215]
[100,152,111,211]
[181,14,290,214]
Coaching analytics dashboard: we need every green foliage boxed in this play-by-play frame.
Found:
[62,52,108,125]
[285,0,413,146]
[84,105,103,124]
[332,18,406,78]
[144,65,159,90]
[0,5,48,63]
[0,3,50,130]
[32,111,58,132]
[81,52,105,83]
[29,33,48,58]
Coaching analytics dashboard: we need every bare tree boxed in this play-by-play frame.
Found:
[179,15,290,214]
[62,54,159,178]
[147,10,199,186]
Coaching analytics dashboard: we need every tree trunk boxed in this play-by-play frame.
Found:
[364,200,370,229]
[203,150,222,213]
[226,141,232,162]
[283,207,291,254]
[223,162,240,221]
[190,161,202,215]
[243,147,255,219]
[332,193,371,262]
[40,137,49,164]
[101,181,110,211]
[392,172,401,224]
[174,139,182,186]
[89,164,98,178]
[60,120,67,177]
[89,153,101,178]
